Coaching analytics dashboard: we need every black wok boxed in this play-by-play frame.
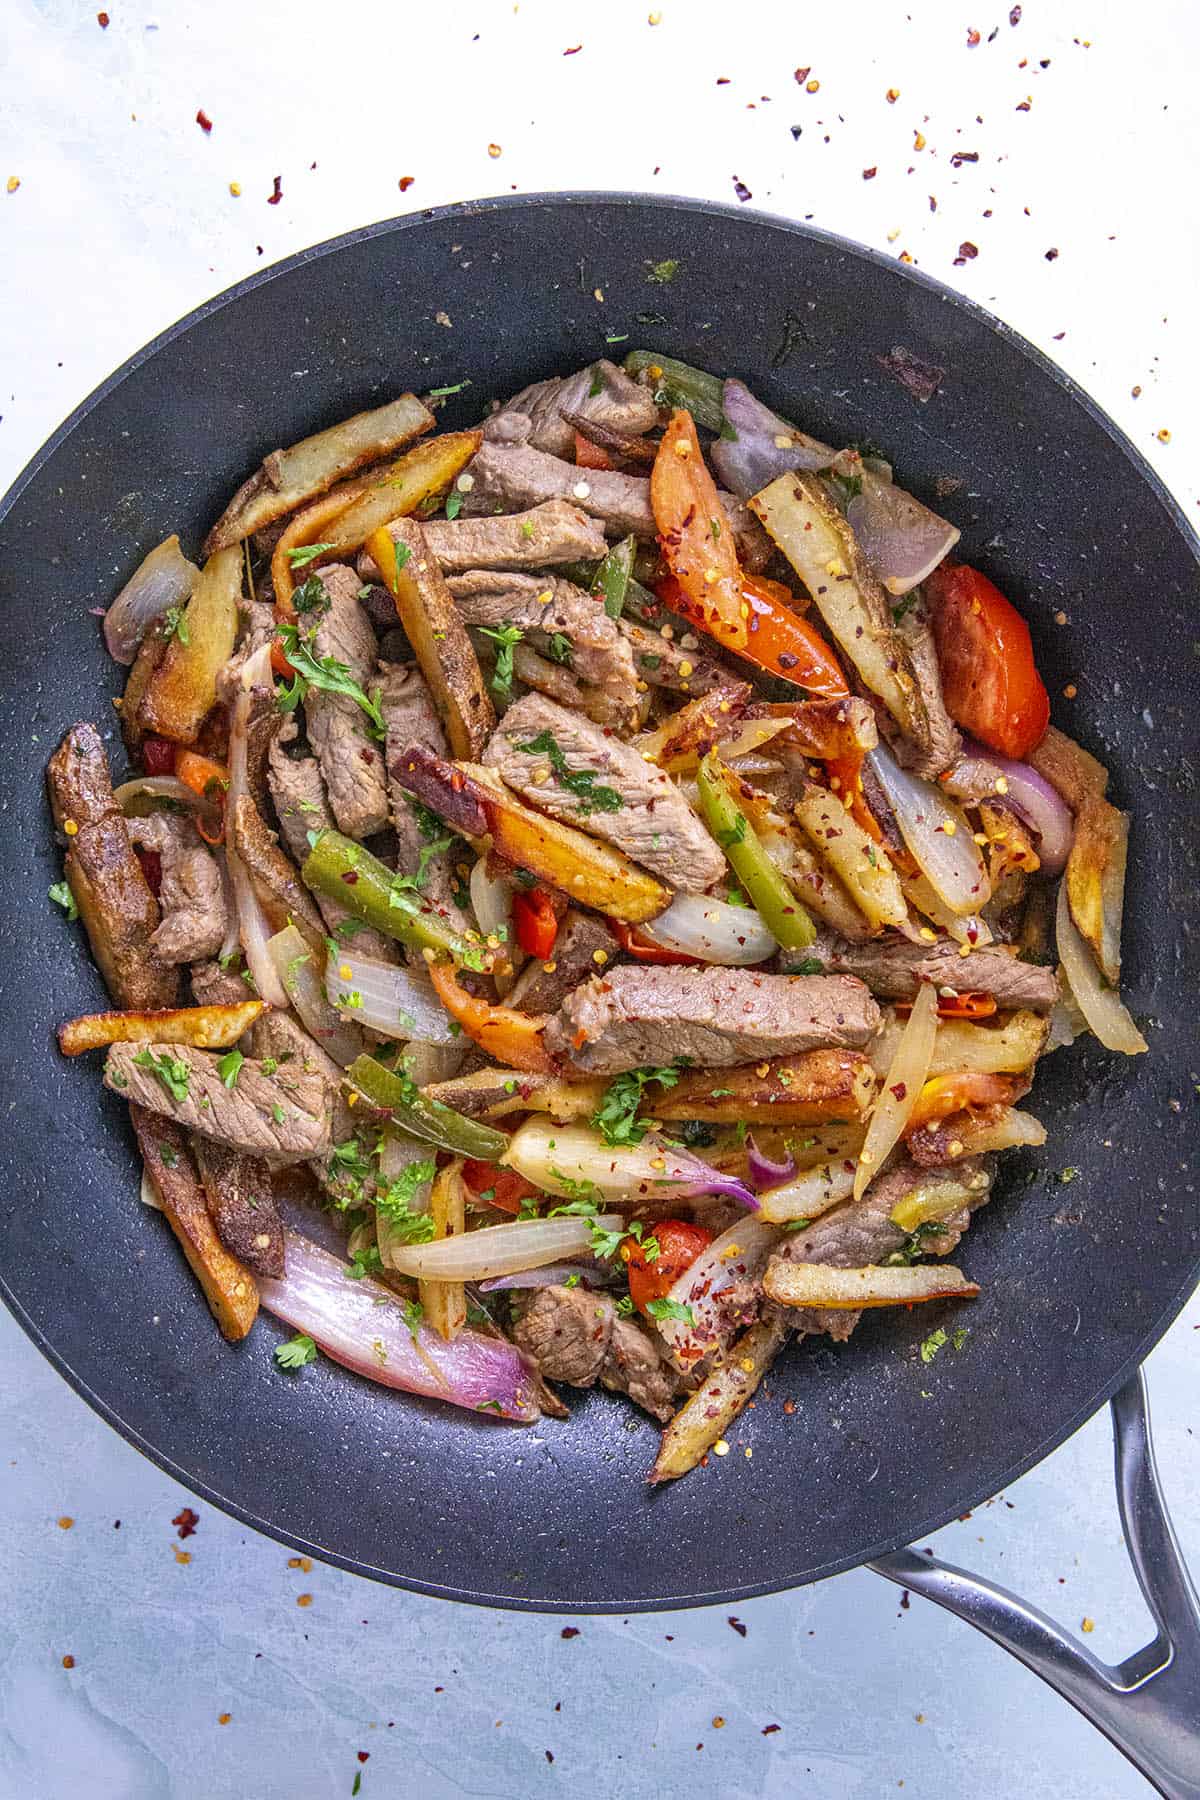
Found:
[1,199,1197,1719]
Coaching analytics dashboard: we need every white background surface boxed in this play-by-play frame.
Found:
[1,3,1197,1796]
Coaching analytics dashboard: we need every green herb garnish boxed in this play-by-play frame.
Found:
[133,1047,191,1103]
[274,622,387,740]
[646,1297,696,1326]
[591,1065,682,1147]
[286,542,334,569]
[480,623,524,704]
[514,729,623,815]
[216,1048,244,1089]
[274,1333,317,1370]
[48,880,78,921]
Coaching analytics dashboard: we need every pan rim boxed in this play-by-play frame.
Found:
[3,189,1198,1612]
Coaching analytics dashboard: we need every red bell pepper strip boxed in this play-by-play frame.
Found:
[896,991,999,1022]
[609,918,702,966]
[175,750,230,846]
[427,960,555,1073]
[573,430,613,472]
[904,1070,1021,1133]
[512,887,560,961]
[654,572,849,698]
[650,408,748,648]
[924,562,1050,760]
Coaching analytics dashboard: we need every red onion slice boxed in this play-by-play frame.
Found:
[950,739,1075,876]
[104,534,199,664]
[745,1134,798,1193]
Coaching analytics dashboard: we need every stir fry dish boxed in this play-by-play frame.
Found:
[47,355,1145,1480]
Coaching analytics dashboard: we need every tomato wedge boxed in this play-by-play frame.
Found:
[140,735,176,777]
[650,409,747,648]
[461,1160,543,1215]
[905,1071,1021,1133]
[512,886,560,961]
[609,918,702,966]
[896,991,998,1022]
[925,561,1050,760]
[623,1219,714,1317]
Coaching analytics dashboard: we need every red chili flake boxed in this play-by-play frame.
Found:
[268,175,283,205]
[890,1082,907,1101]
[727,1616,747,1637]
[732,177,752,203]
[929,195,938,212]
[560,1626,580,1639]
[783,1398,796,1414]
[357,1751,370,1764]
[173,1507,199,1539]
[1016,97,1032,112]
[950,149,979,167]
[966,27,981,45]
[341,871,359,885]
[793,66,810,84]
[563,43,582,54]
[762,1723,781,1735]
[900,1589,911,1608]
[1045,247,1059,261]
[953,241,979,266]
[862,167,877,181]
[545,1751,555,1763]
[97,9,109,23]
[398,176,414,192]
[716,76,730,85]
[196,109,213,133]
[1010,3,1022,20]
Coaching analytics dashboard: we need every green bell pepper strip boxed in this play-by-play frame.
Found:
[593,534,635,620]
[696,751,816,950]
[621,351,729,436]
[345,1054,510,1162]
[303,830,489,971]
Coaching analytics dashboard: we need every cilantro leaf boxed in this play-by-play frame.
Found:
[162,604,190,645]
[375,1160,437,1241]
[274,622,387,740]
[591,1065,681,1147]
[346,1245,384,1281]
[646,1297,696,1325]
[274,1333,318,1370]
[514,729,623,815]
[48,880,78,921]
[479,622,524,703]
[444,489,464,521]
[286,542,334,569]
[133,1047,191,1103]
[546,632,574,667]
[216,1048,244,1089]
[646,258,681,284]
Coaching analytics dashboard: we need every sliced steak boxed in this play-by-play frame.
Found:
[617,618,732,696]
[508,907,619,1014]
[510,1285,684,1422]
[229,792,326,956]
[104,1042,332,1159]
[813,932,1060,1012]
[46,723,179,1011]
[483,359,660,459]
[375,662,472,930]
[266,731,396,963]
[190,959,251,1008]
[458,438,772,566]
[216,599,276,707]
[192,1138,286,1278]
[127,812,227,963]
[885,597,961,779]
[244,1008,355,1144]
[419,499,606,573]
[302,564,389,839]
[448,570,638,727]
[484,692,726,892]
[547,966,881,1075]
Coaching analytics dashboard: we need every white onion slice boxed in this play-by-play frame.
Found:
[654,1216,783,1372]
[504,1118,757,1209]
[868,744,990,917]
[639,892,776,965]
[1055,882,1146,1056]
[845,470,959,598]
[267,923,363,1066]
[469,860,520,996]
[104,534,199,665]
[325,952,457,1045]
[756,1159,857,1223]
[901,872,993,947]
[385,1214,624,1281]
[376,1130,436,1271]
[854,982,938,1201]
[396,1040,467,1086]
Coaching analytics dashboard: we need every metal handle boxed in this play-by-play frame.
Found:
[870,1371,1200,1799]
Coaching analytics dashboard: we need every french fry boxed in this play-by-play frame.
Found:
[269,478,373,616]
[58,999,263,1056]
[750,473,931,750]
[868,1007,1049,1078]
[367,519,496,760]
[129,1107,258,1342]
[421,1069,604,1121]
[764,1258,979,1310]
[138,546,242,743]
[419,1161,468,1343]
[650,1317,790,1484]
[792,783,909,932]
[651,1050,878,1125]
[204,393,435,553]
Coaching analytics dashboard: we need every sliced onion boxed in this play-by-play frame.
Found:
[397,1040,467,1086]
[949,740,1074,876]
[1055,881,1146,1055]
[469,860,519,996]
[267,922,363,1066]
[638,892,776,965]
[756,1157,857,1224]
[477,1261,614,1292]
[385,1214,625,1281]
[653,1215,783,1372]
[746,1135,796,1192]
[868,743,990,916]
[104,534,199,664]
[853,982,938,1201]
[325,952,457,1045]
[139,1167,162,1210]
[257,1229,540,1421]
[845,470,959,598]
[504,1118,758,1210]
[376,1130,436,1270]
[901,872,993,947]
[711,380,837,495]
[215,849,239,961]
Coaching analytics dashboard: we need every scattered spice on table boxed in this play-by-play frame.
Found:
[288,1555,314,1572]
[297,1593,313,1607]
[488,144,502,159]
[173,1506,199,1539]
[863,167,877,180]
[97,10,109,23]
[954,241,979,266]
[57,1515,74,1530]
[195,109,213,133]
[561,1626,580,1639]
[218,1713,232,1726]
[173,1546,191,1565]
[762,1723,781,1735]
[732,177,752,202]
[7,177,21,194]
[229,181,241,196]
[727,1615,747,1637]
[62,1655,76,1669]
[398,176,414,192]
[268,175,282,205]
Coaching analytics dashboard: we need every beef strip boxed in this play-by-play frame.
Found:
[215,599,276,707]
[190,959,251,1007]
[266,728,397,963]
[617,617,732,696]
[813,931,1060,1011]
[508,907,620,1013]
[127,812,227,963]
[484,691,726,892]
[510,1286,684,1422]
[883,597,961,780]
[46,723,179,1011]
[506,643,603,719]
[244,1008,355,1144]
[104,1042,332,1159]
[768,1155,994,1341]
[483,359,660,459]
[420,499,607,573]
[546,965,881,1075]
[458,437,773,567]
[302,564,389,839]
[448,570,639,727]
[229,792,327,955]
[375,662,472,931]
[192,1138,286,1278]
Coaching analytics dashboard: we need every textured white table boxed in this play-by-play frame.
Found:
[1,3,1197,1795]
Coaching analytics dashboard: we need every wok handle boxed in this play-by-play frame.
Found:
[869,1371,1200,1799]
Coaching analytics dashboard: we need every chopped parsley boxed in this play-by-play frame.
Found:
[286,542,334,569]
[428,378,471,399]
[476,1398,504,1414]
[891,593,918,625]
[716,813,747,850]
[216,1048,244,1089]
[646,258,681,284]
[161,604,190,645]
[514,729,623,815]
[48,880,78,920]
[885,1220,949,1266]
[133,1047,191,1103]
[791,957,825,976]
[919,1324,969,1363]
[614,1293,635,1317]
[591,1065,682,1147]
[274,622,387,740]
[781,1217,812,1232]
[829,469,863,505]
[547,1169,599,1205]
[375,1160,437,1240]
[292,573,330,616]
[407,797,446,842]
[346,1245,384,1281]
[272,1103,287,1125]
[158,1142,179,1169]
[479,622,524,703]
[445,489,464,521]
[588,369,604,398]
[393,540,411,580]
[563,1271,581,1289]
[605,332,629,345]
[646,1297,696,1326]
[274,1333,318,1370]
[401,1298,424,1339]
[546,632,574,667]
